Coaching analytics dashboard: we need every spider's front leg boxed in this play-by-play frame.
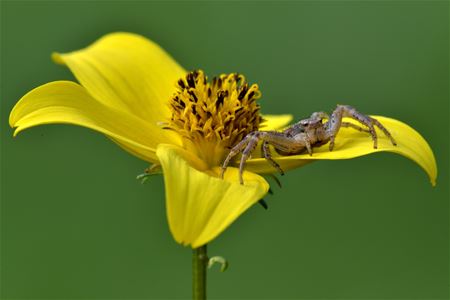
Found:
[221,131,263,185]
[221,130,312,184]
[261,141,285,175]
[221,131,288,184]
[326,105,397,150]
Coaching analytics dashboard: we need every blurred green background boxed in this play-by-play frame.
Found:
[1,1,448,299]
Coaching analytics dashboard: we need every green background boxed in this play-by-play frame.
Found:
[1,1,448,299]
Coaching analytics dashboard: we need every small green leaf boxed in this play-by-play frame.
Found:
[208,256,228,272]
[136,164,162,184]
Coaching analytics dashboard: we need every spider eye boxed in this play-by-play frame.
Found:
[300,120,310,126]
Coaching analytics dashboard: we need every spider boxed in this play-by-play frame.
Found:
[220,105,397,184]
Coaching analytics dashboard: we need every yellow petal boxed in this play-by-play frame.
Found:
[156,144,269,248]
[9,81,179,163]
[260,114,293,131]
[246,116,437,186]
[52,32,186,124]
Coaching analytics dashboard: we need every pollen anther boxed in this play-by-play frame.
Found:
[166,70,262,166]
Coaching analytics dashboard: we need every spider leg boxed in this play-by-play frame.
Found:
[220,135,251,179]
[341,122,370,133]
[238,132,262,184]
[370,118,397,146]
[303,135,313,155]
[310,111,329,120]
[327,105,396,150]
[223,130,311,184]
[261,141,285,175]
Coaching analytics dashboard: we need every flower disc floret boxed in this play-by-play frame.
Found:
[166,70,262,167]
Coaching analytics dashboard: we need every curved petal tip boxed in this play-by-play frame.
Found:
[248,116,437,187]
[156,144,269,248]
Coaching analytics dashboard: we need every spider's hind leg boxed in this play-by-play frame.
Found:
[370,118,397,146]
[327,105,397,150]
[341,121,370,133]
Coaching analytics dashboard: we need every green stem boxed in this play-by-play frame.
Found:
[193,244,207,300]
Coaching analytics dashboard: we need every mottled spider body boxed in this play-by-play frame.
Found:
[221,105,397,184]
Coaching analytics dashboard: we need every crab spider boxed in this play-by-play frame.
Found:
[221,105,397,184]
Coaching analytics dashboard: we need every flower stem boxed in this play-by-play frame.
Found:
[193,244,207,300]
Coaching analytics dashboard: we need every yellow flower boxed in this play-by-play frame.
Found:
[9,32,437,248]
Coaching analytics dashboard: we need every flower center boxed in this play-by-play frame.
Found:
[166,70,262,167]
